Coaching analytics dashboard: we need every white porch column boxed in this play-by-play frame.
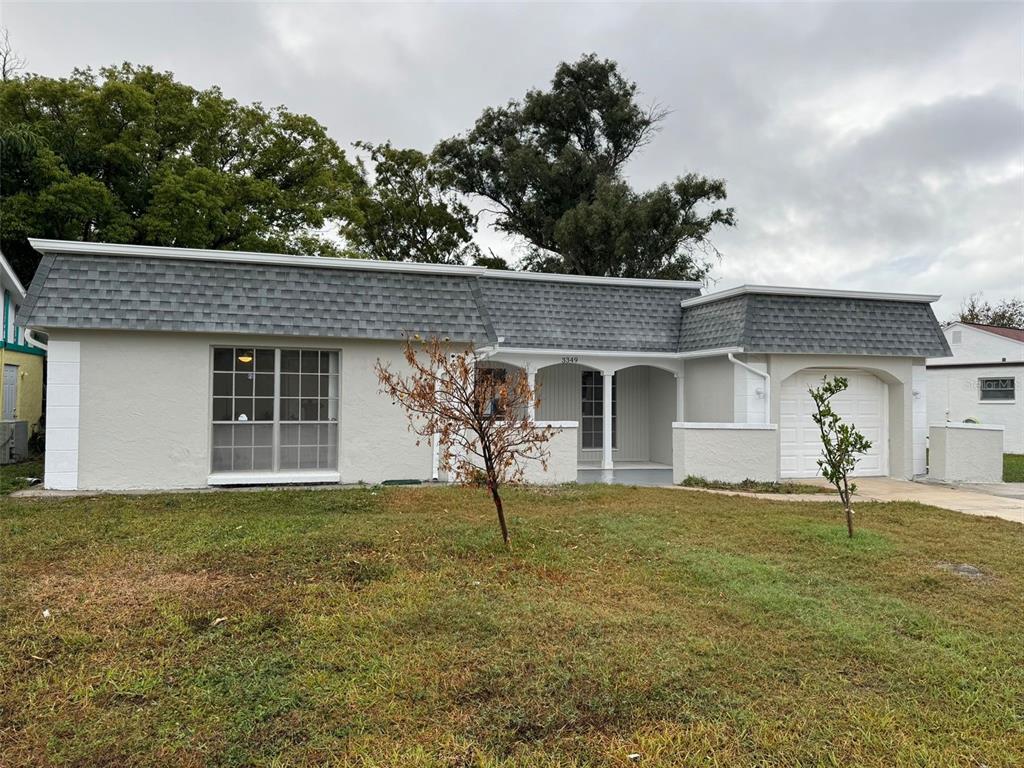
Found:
[526,364,537,421]
[674,371,685,422]
[601,370,614,483]
[431,379,441,481]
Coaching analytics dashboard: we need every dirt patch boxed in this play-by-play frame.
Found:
[27,566,247,619]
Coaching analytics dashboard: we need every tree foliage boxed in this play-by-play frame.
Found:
[809,376,872,537]
[375,337,553,548]
[0,63,359,284]
[434,54,735,279]
[955,293,1024,329]
[343,141,479,265]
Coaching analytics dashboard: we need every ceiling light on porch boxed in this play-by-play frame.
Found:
[237,351,253,364]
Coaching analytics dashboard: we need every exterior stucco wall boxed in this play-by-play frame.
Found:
[672,423,779,484]
[927,364,1022,454]
[768,354,917,480]
[51,330,431,490]
[71,331,217,489]
[339,339,433,483]
[683,356,735,423]
[0,347,44,431]
[732,354,770,424]
[928,424,1004,483]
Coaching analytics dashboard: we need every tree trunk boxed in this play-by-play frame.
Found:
[489,484,510,549]
[842,480,854,538]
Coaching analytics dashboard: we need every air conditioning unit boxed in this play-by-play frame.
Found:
[0,420,28,464]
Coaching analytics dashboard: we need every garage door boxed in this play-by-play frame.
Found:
[779,369,888,479]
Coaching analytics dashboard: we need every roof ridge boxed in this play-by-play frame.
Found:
[470,277,498,344]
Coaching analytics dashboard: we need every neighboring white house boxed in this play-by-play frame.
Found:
[20,239,951,491]
[927,322,1024,454]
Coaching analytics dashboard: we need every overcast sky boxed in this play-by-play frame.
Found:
[6,1,1023,318]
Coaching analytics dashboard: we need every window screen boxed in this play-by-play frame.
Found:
[211,347,339,473]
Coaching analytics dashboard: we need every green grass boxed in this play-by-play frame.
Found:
[2,485,1022,766]
[0,457,44,495]
[680,474,833,494]
[1004,454,1024,482]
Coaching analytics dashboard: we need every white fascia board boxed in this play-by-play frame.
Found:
[679,284,942,308]
[27,238,702,288]
[482,345,742,360]
[0,251,26,299]
[489,270,702,289]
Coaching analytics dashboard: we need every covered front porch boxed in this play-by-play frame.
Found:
[479,348,686,484]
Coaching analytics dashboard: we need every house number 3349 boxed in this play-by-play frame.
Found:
[561,356,579,364]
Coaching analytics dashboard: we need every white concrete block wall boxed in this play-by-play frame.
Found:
[522,422,578,485]
[672,422,779,484]
[44,340,80,490]
[928,423,1004,483]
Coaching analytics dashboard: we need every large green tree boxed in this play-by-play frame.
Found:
[434,54,736,280]
[343,141,480,265]
[0,64,359,284]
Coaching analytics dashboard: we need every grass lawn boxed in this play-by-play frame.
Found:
[2,485,1022,766]
[0,457,44,496]
[1005,454,1024,483]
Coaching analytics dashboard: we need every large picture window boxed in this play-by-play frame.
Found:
[581,370,616,450]
[211,347,339,474]
[979,377,1015,402]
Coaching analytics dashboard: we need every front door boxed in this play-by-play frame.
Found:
[2,364,17,420]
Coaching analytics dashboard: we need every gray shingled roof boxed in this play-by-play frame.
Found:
[20,250,951,358]
[677,293,952,357]
[479,276,699,351]
[21,254,492,342]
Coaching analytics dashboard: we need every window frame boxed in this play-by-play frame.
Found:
[209,345,341,477]
[580,370,617,451]
[978,376,1015,403]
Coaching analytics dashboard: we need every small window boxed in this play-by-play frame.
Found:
[951,330,962,345]
[979,377,1015,401]
[476,367,508,417]
[581,371,617,450]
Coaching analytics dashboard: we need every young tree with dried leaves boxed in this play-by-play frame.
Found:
[810,376,873,538]
[375,337,554,548]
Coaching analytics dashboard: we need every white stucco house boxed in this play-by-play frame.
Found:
[927,321,1024,454]
[20,238,951,491]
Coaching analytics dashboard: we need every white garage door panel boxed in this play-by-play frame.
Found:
[780,370,887,479]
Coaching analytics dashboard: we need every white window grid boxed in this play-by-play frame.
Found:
[581,370,617,450]
[211,347,339,473]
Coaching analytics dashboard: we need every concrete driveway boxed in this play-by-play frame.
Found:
[807,477,1024,524]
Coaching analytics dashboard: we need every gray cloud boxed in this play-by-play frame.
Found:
[5,1,1022,318]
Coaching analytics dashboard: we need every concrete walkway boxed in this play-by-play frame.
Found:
[678,478,1022,524]
[805,477,1023,524]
